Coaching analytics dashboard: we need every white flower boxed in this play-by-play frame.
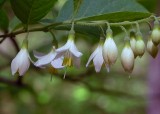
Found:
[147,38,158,58]
[55,33,82,68]
[34,47,64,69]
[103,36,118,65]
[135,33,145,57]
[151,20,160,45]
[130,31,137,57]
[86,43,109,72]
[121,42,134,73]
[11,47,30,76]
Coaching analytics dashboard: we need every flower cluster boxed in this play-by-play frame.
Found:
[11,19,160,76]
[11,29,82,76]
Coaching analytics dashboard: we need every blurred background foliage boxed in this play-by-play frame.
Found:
[0,0,159,114]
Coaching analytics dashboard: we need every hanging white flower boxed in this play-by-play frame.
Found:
[55,31,82,68]
[103,33,118,65]
[86,41,109,72]
[151,20,160,45]
[135,32,145,57]
[147,37,158,58]
[34,46,64,69]
[121,42,135,73]
[11,39,30,76]
[130,31,137,57]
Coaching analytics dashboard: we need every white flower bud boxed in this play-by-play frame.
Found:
[103,32,118,65]
[151,20,160,45]
[11,39,30,76]
[130,31,137,57]
[135,33,145,57]
[147,38,158,58]
[121,42,134,73]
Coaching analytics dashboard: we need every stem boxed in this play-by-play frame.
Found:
[99,26,105,37]
[120,26,129,37]
[135,22,141,33]
[76,16,156,27]
[0,16,158,40]
[120,26,130,41]
[50,30,58,48]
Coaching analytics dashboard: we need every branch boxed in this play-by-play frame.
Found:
[0,76,26,87]
[0,15,157,40]
[0,76,36,96]
[0,22,62,39]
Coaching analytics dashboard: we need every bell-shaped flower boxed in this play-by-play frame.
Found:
[147,37,158,58]
[151,20,160,45]
[130,31,137,57]
[121,41,135,73]
[11,39,30,76]
[103,29,118,65]
[34,47,64,70]
[55,30,83,68]
[86,41,109,72]
[135,32,145,57]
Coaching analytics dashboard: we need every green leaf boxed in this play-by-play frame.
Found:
[0,0,5,8]
[56,0,151,22]
[137,0,157,12]
[73,0,83,16]
[10,0,56,24]
[79,12,150,22]
[0,10,9,31]
[54,0,151,37]
[56,0,73,22]
[9,16,23,32]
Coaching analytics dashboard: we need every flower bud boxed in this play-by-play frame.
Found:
[135,32,145,57]
[130,31,137,57]
[103,29,118,65]
[11,39,30,76]
[151,20,160,45]
[147,37,158,58]
[121,41,134,73]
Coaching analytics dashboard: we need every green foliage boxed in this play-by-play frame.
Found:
[56,0,151,22]
[53,0,151,37]
[0,0,5,8]
[0,1,157,114]
[10,0,57,24]
[0,9,9,31]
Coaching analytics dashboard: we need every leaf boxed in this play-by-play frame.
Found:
[0,0,5,8]
[137,0,157,12]
[56,0,73,22]
[54,0,151,37]
[9,16,23,32]
[10,0,56,24]
[56,0,151,22]
[73,0,83,16]
[0,10,9,31]
[79,12,150,22]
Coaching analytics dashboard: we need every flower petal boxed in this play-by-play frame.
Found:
[86,46,100,67]
[56,40,72,53]
[103,38,118,64]
[70,43,82,57]
[33,50,45,59]
[54,51,65,60]
[11,56,19,75]
[19,56,30,76]
[11,49,27,75]
[34,51,56,67]
[93,49,104,72]
[51,58,64,69]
